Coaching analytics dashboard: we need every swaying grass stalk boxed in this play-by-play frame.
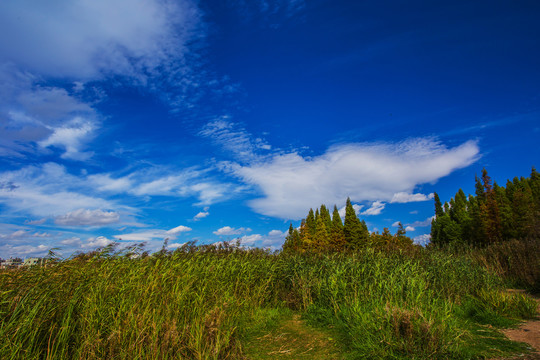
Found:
[0,244,537,359]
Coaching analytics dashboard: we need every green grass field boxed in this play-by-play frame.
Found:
[0,243,538,359]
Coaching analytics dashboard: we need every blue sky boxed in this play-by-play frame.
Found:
[0,0,538,258]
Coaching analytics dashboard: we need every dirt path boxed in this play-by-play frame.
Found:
[498,291,540,360]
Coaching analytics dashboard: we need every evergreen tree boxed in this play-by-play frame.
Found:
[330,205,346,250]
[306,209,316,238]
[396,222,406,238]
[313,215,330,251]
[320,204,332,232]
[433,192,444,218]
[494,183,514,240]
[393,223,413,247]
[282,223,296,253]
[511,178,535,238]
[480,169,502,243]
[343,197,366,248]
[298,219,311,251]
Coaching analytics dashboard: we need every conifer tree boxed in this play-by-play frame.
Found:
[511,178,535,238]
[330,205,346,250]
[394,223,413,247]
[480,169,502,243]
[298,219,311,251]
[344,197,365,248]
[433,193,444,218]
[282,223,296,253]
[396,222,406,238]
[306,209,316,238]
[313,215,330,251]
[320,205,332,232]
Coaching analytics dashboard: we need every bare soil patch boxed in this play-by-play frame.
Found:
[496,290,540,360]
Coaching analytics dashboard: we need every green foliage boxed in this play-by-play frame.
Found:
[0,245,537,359]
[288,198,412,253]
[431,167,540,247]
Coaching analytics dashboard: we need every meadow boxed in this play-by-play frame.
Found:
[0,239,538,360]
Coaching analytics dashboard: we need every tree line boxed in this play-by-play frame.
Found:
[282,198,413,253]
[431,167,540,246]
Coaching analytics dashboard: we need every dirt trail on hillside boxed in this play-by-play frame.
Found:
[498,290,540,360]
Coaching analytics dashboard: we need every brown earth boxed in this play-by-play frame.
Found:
[495,290,540,360]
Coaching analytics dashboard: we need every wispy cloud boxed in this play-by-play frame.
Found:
[361,201,386,216]
[0,65,100,160]
[390,192,434,203]
[54,209,120,227]
[114,225,191,242]
[413,234,431,246]
[213,226,251,236]
[200,118,271,163]
[193,207,210,220]
[167,225,192,234]
[226,138,479,219]
[0,0,202,81]
[39,117,97,160]
[408,216,435,228]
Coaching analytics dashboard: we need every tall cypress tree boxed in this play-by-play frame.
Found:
[306,208,316,239]
[344,197,364,248]
[480,169,502,243]
[299,219,311,251]
[433,193,444,218]
[282,223,296,253]
[330,205,346,250]
[320,205,332,232]
[314,215,330,251]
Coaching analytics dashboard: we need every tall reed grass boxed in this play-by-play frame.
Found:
[0,243,537,359]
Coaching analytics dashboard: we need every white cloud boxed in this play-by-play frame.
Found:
[166,225,192,234]
[390,192,434,203]
[409,216,435,228]
[360,201,386,216]
[405,226,415,232]
[114,230,167,242]
[114,225,191,242]
[60,237,82,246]
[0,0,201,81]
[38,117,96,160]
[25,218,47,225]
[0,65,100,159]
[167,242,186,249]
[238,234,263,245]
[391,221,400,227]
[337,204,363,219]
[0,243,49,257]
[228,138,479,219]
[129,168,243,206]
[213,226,251,236]
[0,163,119,217]
[88,174,133,193]
[55,209,120,226]
[193,209,210,220]
[228,229,288,249]
[413,234,431,246]
[82,236,113,249]
[268,229,285,236]
[200,118,271,163]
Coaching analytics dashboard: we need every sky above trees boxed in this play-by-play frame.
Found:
[0,0,539,257]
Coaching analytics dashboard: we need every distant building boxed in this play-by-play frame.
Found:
[0,257,23,269]
[0,257,46,269]
[22,258,45,267]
